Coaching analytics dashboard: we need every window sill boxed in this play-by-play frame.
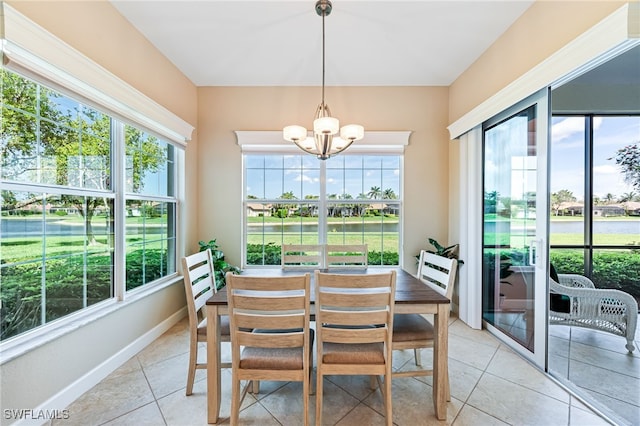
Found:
[0,275,183,365]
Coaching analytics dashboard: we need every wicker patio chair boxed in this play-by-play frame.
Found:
[549,274,638,352]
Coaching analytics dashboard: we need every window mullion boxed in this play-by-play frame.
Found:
[319,162,327,245]
[113,120,126,301]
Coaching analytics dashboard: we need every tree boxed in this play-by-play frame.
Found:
[367,186,381,199]
[354,193,370,216]
[484,191,499,213]
[550,189,577,216]
[271,191,296,217]
[610,141,640,191]
[604,193,615,204]
[1,190,17,213]
[619,191,637,203]
[382,188,397,199]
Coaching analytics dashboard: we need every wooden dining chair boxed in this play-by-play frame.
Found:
[392,250,457,396]
[324,244,368,268]
[181,249,231,396]
[314,270,396,426]
[281,244,324,269]
[226,272,313,426]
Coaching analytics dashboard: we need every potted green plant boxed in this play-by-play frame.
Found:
[198,239,241,289]
[417,238,464,265]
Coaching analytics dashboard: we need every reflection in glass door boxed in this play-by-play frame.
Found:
[482,93,549,366]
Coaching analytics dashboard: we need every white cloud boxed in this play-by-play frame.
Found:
[593,117,603,130]
[593,164,618,175]
[593,165,633,198]
[551,117,584,142]
[293,173,319,183]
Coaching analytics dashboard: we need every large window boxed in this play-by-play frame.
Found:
[550,115,640,303]
[0,69,179,341]
[244,154,401,266]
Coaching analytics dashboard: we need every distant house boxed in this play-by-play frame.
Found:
[593,205,625,217]
[368,202,400,216]
[558,202,583,216]
[621,201,640,216]
[246,203,271,217]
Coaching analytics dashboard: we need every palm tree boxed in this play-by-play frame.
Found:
[354,193,370,216]
[367,186,381,199]
[382,188,396,199]
[619,191,637,202]
[604,193,615,204]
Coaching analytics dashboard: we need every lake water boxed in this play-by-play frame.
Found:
[484,220,640,235]
[550,220,640,234]
[2,218,638,238]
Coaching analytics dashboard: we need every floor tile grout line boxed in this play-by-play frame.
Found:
[451,343,501,421]
[138,352,172,426]
[574,382,640,408]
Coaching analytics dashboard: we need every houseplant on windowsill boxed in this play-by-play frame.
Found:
[198,239,241,290]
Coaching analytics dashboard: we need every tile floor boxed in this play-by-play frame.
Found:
[548,319,640,426]
[54,315,618,426]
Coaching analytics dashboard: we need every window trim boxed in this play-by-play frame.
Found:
[236,130,411,155]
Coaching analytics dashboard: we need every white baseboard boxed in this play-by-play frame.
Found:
[11,308,187,426]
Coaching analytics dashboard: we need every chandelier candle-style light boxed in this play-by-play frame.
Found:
[283,0,364,160]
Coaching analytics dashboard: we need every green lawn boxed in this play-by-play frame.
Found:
[247,233,399,252]
[247,215,399,223]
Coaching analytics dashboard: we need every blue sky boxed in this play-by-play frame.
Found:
[551,116,640,200]
[245,155,400,200]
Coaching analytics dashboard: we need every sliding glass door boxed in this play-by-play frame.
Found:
[482,91,550,367]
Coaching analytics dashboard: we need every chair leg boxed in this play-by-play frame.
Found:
[185,337,197,396]
[384,373,393,426]
[303,367,310,426]
[309,347,315,395]
[230,374,241,426]
[315,370,323,426]
[625,338,635,353]
[369,375,378,389]
[413,348,422,367]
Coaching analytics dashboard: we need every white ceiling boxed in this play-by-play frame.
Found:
[110,0,535,87]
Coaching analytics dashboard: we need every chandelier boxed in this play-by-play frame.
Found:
[283,0,364,160]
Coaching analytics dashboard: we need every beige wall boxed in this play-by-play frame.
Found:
[197,86,450,272]
[449,0,627,124]
[1,1,198,419]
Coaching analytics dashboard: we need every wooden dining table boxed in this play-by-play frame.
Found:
[205,267,451,423]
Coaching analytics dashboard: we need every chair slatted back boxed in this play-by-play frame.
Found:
[416,250,457,299]
[282,244,324,269]
[325,244,368,268]
[315,270,395,345]
[182,250,216,325]
[226,273,311,355]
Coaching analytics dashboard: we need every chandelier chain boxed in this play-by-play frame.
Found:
[321,8,326,110]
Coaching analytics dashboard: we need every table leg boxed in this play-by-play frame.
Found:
[206,305,221,424]
[433,304,449,420]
